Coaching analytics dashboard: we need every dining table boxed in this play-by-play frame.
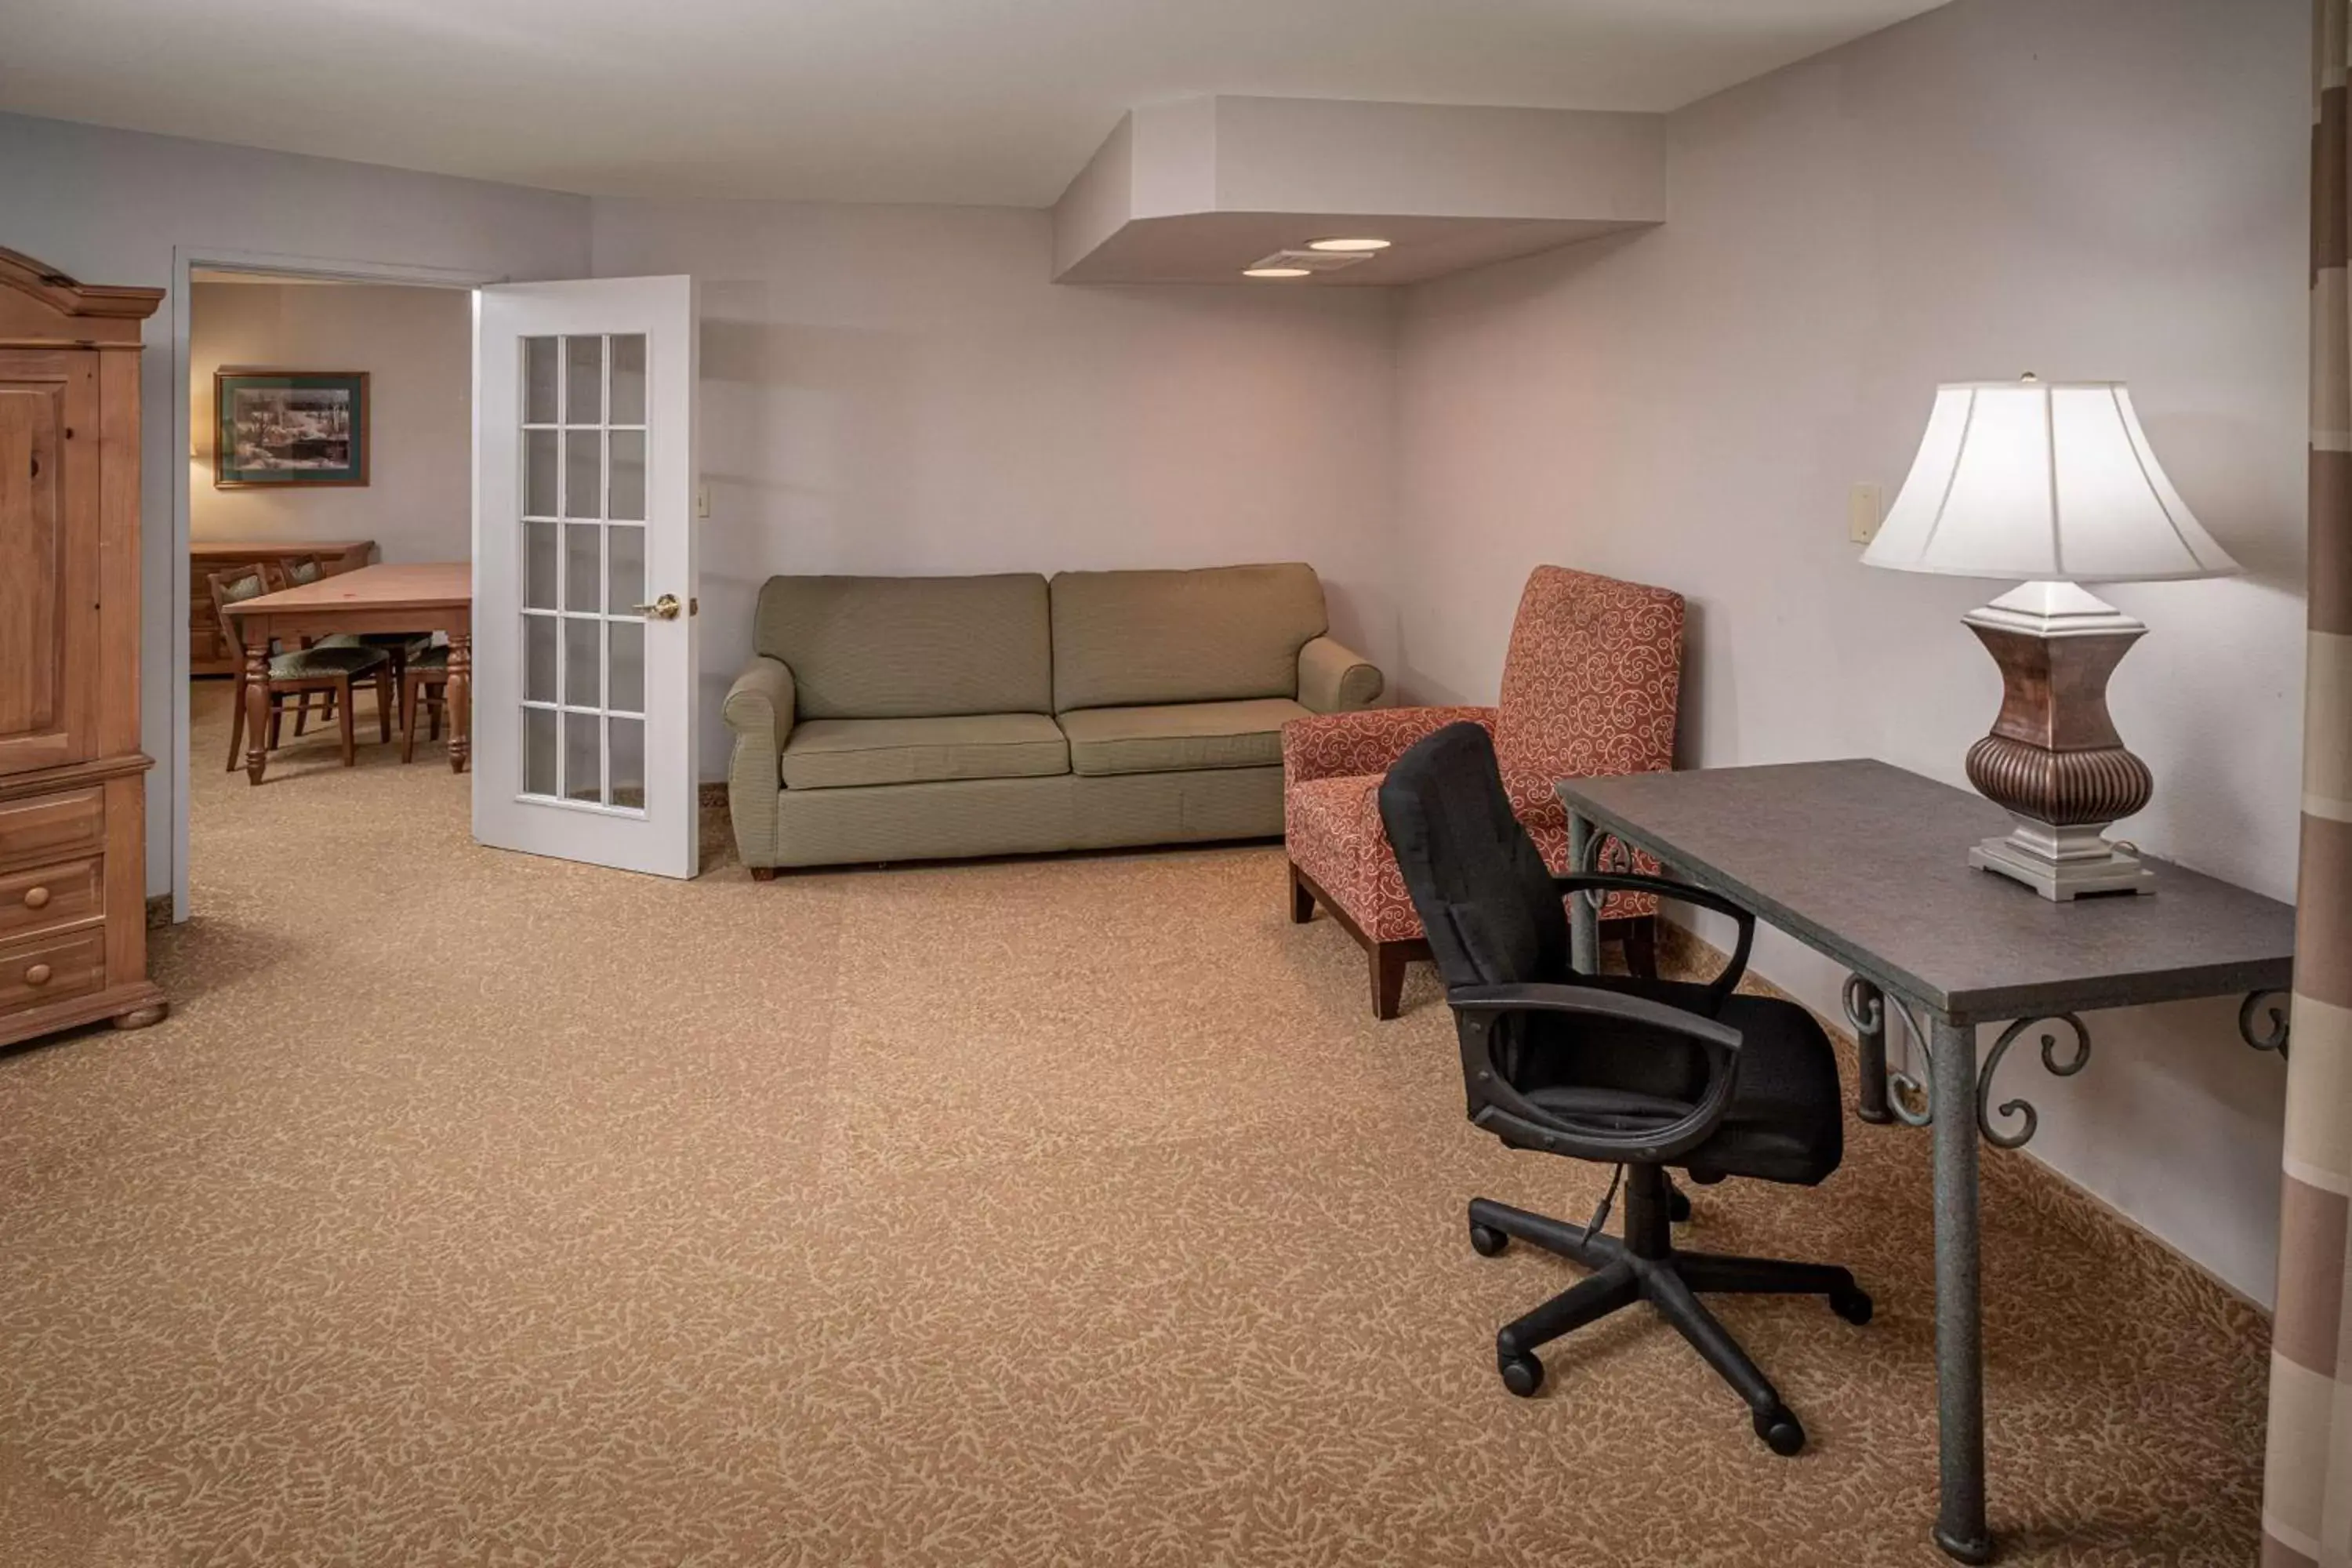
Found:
[227,561,472,782]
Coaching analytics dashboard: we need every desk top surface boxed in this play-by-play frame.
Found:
[234,561,469,615]
[1559,759,2295,1022]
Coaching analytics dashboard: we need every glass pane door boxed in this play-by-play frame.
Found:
[474,272,695,879]
[517,332,649,811]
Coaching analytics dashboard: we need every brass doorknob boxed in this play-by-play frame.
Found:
[22,886,49,909]
[633,593,682,620]
[24,963,52,986]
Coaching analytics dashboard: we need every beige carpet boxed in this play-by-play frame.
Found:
[0,683,2267,1565]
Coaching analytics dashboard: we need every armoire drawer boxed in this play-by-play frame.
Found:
[0,856,103,942]
[0,924,107,1018]
[0,787,105,867]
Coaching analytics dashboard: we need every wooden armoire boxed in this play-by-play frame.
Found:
[0,248,168,1046]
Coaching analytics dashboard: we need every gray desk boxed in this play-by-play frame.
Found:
[1557,760,2294,1564]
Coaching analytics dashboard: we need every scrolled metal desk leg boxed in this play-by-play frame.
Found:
[1845,975,1893,1124]
[1568,811,1599,975]
[1931,1014,1993,1564]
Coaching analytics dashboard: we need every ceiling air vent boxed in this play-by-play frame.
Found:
[1245,249,1375,275]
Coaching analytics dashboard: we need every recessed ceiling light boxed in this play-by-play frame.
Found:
[1308,237,1392,252]
[1243,266,1312,278]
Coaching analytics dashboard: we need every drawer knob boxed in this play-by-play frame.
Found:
[24,963,52,986]
[22,886,50,909]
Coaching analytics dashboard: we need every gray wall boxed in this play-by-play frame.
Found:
[0,111,592,904]
[1391,0,2307,1301]
[191,281,472,563]
[590,198,1402,779]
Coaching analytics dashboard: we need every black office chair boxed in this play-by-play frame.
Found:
[1377,721,1869,1455]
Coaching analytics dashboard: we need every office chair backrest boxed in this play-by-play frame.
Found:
[1381,720,1719,1116]
[1377,721,1568,989]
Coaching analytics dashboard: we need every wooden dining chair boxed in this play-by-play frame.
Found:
[289,554,427,690]
[398,642,452,764]
[260,555,347,733]
[262,554,328,591]
[210,568,395,776]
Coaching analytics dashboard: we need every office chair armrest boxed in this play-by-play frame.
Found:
[1450,981,1744,1163]
[1553,871,1755,1012]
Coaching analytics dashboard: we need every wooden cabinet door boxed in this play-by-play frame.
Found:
[0,350,100,775]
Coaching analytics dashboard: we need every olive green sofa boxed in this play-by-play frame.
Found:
[723,563,1383,873]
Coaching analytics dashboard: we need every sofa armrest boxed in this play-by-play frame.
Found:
[1282,705,1497,785]
[723,656,797,751]
[1296,636,1385,713]
[722,657,796,869]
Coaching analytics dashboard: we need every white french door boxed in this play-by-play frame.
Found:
[473,276,698,877]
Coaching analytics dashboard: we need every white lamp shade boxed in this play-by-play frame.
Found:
[1861,379,2240,583]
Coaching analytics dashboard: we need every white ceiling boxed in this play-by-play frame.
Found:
[0,0,1951,207]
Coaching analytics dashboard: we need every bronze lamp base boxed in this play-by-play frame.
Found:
[1961,581,2155,900]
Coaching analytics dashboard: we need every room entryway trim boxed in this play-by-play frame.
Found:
[165,245,501,921]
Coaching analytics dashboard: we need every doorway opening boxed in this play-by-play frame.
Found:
[169,255,701,925]
[174,258,487,923]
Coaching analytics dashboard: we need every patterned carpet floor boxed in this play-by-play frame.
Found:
[0,684,2268,1565]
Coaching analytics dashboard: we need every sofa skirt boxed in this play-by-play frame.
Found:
[758,765,1283,868]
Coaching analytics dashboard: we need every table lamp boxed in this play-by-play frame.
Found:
[1862,374,2240,899]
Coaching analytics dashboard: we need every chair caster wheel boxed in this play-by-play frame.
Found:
[1668,1188,1693,1223]
[1830,1285,1873,1325]
[1755,1405,1805,1456]
[1469,1223,1509,1258]
[1498,1352,1545,1398]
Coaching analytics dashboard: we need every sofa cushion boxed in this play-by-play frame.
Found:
[1058,698,1309,778]
[779,713,1069,791]
[755,574,1052,720]
[1050,563,1327,712]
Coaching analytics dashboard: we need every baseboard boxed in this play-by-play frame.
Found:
[1655,915,2272,1319]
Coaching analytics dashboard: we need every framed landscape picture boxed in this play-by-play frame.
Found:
[213,369,369,487]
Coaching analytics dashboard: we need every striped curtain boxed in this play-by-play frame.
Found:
[2267,5,2352,1563]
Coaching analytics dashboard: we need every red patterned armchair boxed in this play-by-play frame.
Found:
[1283,566,1686,1018]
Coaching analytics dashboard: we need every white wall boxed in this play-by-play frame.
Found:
[191,281,472,562]
[0,110,592,902]
[590,198,1402,778]
[1392,0,2307,1301]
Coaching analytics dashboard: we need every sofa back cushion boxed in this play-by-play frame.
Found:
[1050,563,1327,712]
[754,573,1052,719]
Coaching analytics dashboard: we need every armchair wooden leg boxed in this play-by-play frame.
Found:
[1288,861,1317,924]
[374,668,394,743]
[267,696,284,751]
[748,866,778,882]
[336,677,358,767]
[294,690,310,737]
[400,677,419,764]
[1371,941,1412,1020]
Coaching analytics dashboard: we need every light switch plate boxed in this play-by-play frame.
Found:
[1849,482,1882,545]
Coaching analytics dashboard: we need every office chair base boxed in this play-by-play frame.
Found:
[1469,1179,1867,1457]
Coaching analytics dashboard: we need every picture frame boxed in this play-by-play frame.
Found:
[213,369,370,488]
